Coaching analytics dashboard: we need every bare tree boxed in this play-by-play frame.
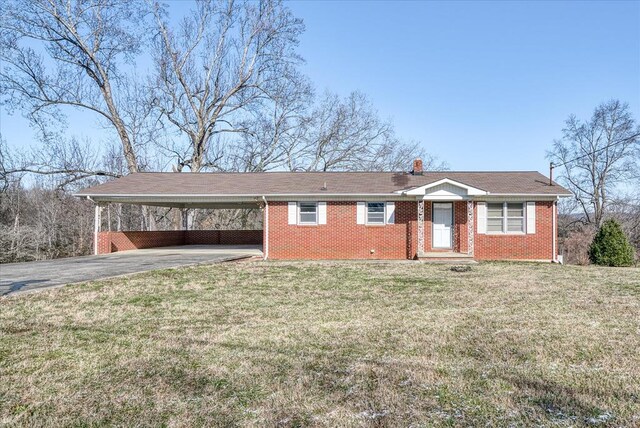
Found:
[0,0,150,175]
[0,0,168,228]
[302,92,395,171]
[151,0,304,172]
[0,137,15,193]
[6,137,121,188]
[548,100,639,228]
[288,91,444,172]
[225,69,312,172]
[231,90,445,173]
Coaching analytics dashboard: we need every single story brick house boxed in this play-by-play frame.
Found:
[76,159,572,261]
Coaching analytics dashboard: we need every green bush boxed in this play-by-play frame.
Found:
[588,219,635,266]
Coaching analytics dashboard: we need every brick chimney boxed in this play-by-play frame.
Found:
[412,158,423,175]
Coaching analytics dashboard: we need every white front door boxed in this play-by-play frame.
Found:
[432,202,453,249]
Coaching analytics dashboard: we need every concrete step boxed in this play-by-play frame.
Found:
[417,251,476,263]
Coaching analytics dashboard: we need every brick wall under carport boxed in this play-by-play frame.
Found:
[97,230,263,254]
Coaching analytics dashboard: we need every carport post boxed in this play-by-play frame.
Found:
[181,208,188,230]
[94,204,102,255]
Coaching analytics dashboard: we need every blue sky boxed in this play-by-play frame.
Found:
[1,0,638,174]
[288,0,640,172]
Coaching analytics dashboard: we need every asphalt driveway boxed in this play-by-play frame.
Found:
[0,245,262,297]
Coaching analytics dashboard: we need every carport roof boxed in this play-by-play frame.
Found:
[76,171,571,204]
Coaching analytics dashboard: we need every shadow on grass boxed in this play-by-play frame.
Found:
[502,373,626,425]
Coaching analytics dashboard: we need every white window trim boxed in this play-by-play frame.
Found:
[486,202,526,235]
[366,201,386,225]
[297,201,318,225]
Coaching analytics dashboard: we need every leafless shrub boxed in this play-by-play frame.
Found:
[561,224,596,265]
[610,196,640,257]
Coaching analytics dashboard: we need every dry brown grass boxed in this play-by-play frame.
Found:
[1,261,639,427]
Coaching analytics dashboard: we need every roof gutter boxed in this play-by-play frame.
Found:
[73,192,419,198]
[76,192,573,199]
[398,192,572,198]
[486,193,572,197]
[552,197,559,263]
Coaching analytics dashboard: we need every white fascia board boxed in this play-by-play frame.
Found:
[481,193,568,198]
[473,195,560,202]
[489,194,571,198]
[76,192,567,204]
[78,195,260,204]
[266,195,415,202]
[422,195,467,201]
[75,193,417,203]
[401,178,487,196]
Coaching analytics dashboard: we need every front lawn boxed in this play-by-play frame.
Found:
[1,261,638,426]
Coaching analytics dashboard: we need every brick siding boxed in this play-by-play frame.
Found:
[267,200,555,261]
[473,201,555,260]
[97,201,557,261]
[454,201,469,253]
[97,230,262,254]
[267,201,417,260]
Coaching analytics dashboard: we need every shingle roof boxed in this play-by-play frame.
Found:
[76,171,572,197]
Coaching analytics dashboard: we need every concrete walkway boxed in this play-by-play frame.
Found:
[0,245,262,297]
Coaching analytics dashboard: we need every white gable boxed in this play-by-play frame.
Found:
[400,178,487,200]
[426,182,469,197]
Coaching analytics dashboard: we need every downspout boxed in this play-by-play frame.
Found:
[262,196,269,260]
[552,198,557,263]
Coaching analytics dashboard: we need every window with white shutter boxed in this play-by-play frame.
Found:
[356,202,366,224]
[366,202,385,224]
[483,202,526,234]
[298,202,318,224]
[477,202,487,234]
[287,202,296,225]
[318,202,327,225]
[526,202,536,234]
[386,202,395,224]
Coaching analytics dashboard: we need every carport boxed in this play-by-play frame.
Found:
[75,173,268,258]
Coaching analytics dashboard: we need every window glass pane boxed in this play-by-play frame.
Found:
[299,203,317,213]
[367,202,385,223]
[507,203,524,217]
[507,218,524,232]
[487,203,503,218]
[367,212,385,223]
[487,218,503,232]
[367,202,385,212]
[299,202,317,223]
[300,213,317,223]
